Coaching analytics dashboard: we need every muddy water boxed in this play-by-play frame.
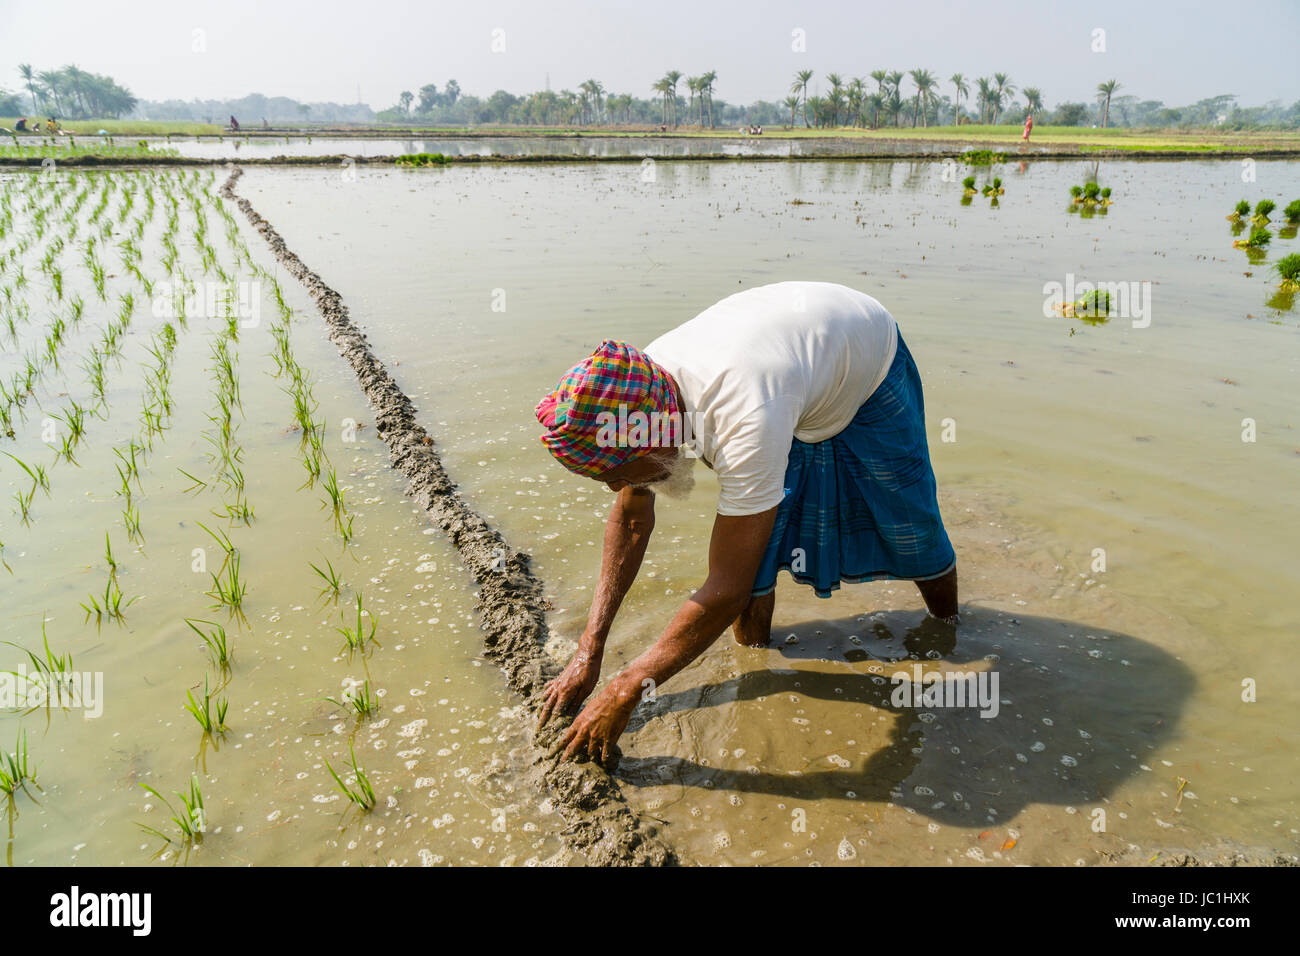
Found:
[231,157,1300,865]
[0,169,571,865]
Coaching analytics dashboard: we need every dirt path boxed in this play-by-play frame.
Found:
[220,166,673,866]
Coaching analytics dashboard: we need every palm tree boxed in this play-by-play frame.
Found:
[782,94,800,128]
[1096,78,1121,127]
[868,71,888,127]
[886,71,905,126]
[909,68,937,127]
[950,73,968,125]
[807,95,832,128]
[825,73,844,125]
[701,70,718,127]
[662,70,682,126]
[38,70,65,116]
[791,69,814,126]
[651,78,670,125]
[864,92,884,130]
[18,63,39,112]
[578,79,604,124]
[685,76,701,126]
[65,65,93,115]
[975,76,993,124]
[1022,86,1043,116]
[992,73,1015,123]
[847,77,865,127]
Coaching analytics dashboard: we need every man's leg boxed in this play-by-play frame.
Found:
[915,566,958,622]
[732,590,776,647]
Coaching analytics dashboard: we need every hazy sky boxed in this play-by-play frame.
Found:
[2,0,1296,110]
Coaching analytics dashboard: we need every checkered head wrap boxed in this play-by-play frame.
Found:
[535,339,682,478]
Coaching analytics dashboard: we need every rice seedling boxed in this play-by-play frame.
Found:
[104,532,117,575]
[309,558,344,600]
[1284,200,1300,224]
[185,618,231,669]
[56,433,78,466]
[1227,199,1250,221]
[1069,182,1112,207]
[337,512,355,546]
[183,676,229,735]
[322,466,347,517]
[324,679,378,719]
[179,468,208,494]
[219,496,255,525]
[4,453,50,494]
[1233,226,1272,249]
[0,730,35,797]
[323,742,377,810]
[336,594,376,652]
[1276,253,1300,292]
[961,175,977,195]
[13,485,34,524]
[302,447,323,482]
[207,551,247,612]
[197,521,236,563]
[981,177,1004,197]
[123,502,143,543]
[137,776,205,845]
[83,351,107,403]
[1251,199,1275,224]
[1054,288,1113,322]
[81,575,134,621]
[395,152,453,168]
[3,618,74,689]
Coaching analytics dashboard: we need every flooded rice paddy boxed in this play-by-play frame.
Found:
[26,133,977,161]
[2,153,1297,865]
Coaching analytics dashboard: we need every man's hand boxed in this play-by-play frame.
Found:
[554,506,778,764]
[558,678,639,765]
[538,649,602,727]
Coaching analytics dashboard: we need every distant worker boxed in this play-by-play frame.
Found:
[230,114,240,131]
[14,118,27,132]
[45,117,58,134]
[1022,114,1033,141]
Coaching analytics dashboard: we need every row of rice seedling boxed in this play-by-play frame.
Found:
[254,265,380,809]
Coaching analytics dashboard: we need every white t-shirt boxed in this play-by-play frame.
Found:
[643,281,898,516]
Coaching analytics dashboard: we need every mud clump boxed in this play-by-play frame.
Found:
[221,166,672,867]
[1102,841,1298,867]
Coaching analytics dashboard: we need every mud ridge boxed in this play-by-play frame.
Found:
[220,166,672,866]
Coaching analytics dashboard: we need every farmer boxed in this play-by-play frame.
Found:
[1022,113,1033,141]
[534,281,958,763]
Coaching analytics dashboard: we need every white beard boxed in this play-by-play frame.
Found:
[641,451,696,501]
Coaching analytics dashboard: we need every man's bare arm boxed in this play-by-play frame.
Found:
[559,506,778,762]
[538,486,656,724]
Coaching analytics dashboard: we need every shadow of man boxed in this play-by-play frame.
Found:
[614,605,1194,828]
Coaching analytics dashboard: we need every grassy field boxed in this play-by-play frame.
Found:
[2,117,1298,156]
[386,123,1300,151]
[1,118,223,136]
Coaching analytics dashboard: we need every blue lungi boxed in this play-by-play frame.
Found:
[751,332,956,598]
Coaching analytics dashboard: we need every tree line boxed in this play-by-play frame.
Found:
[379,70,1299,130]
[5,64,137,119]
